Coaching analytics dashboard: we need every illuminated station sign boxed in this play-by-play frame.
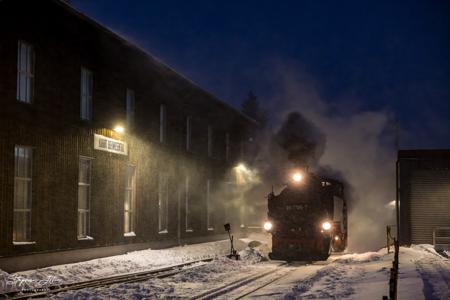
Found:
[94,134,128,156]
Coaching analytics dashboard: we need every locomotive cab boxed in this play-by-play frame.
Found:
[266,172,347,261]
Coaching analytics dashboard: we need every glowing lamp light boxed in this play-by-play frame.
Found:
[114,126,125,134]
[263,221,273,231]
[322,221,332,231]
[334,236,340,241]
[292,172,303,182]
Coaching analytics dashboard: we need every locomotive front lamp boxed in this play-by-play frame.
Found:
[114,125,125,134]
[292,172,303,183]
[322,221,332,231]
[263,221,273,231]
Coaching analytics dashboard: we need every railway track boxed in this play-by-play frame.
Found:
[189,261,298,300]
[1,257,214,299]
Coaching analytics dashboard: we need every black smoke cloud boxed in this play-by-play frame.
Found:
[274,111,326,168]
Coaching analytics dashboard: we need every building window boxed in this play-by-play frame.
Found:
[126,89,135,128]
[80,67,93,120]
[185,175,193,232]
[208,125,213,157]
[78,157,92,239]
[13,146,33,243]
[158,172,169,233]
[206,179,214,231]
[160,104,166,143]
[186,116,192,151]
[225,133,230,161]
[124,165,136,236]
[16,40,35,103]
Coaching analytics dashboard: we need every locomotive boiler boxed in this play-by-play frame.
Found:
[264,170,347,261]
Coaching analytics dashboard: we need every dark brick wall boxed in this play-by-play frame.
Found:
[0,0,256,257]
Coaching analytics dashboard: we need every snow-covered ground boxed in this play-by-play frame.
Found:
[1,237,449,299]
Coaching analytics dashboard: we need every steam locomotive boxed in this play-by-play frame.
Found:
[264,170,347,261]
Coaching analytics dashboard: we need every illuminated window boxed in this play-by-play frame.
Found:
[160,104,166,143]
[225,133,230,161]
[186,116,192,151]
[124,165,136,236]
[13,146,33,243]
[126,89,135,128]
[78,157,92,239]
[207,125,213,157]
[16,40,34,103]
[80,67,93,120]
[185,175,193,232]
[158,172,169,233]
[206,179,214,231]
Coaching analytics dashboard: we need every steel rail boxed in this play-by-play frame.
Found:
[2,257,214,299]
[189,262,289,300]
[232,267,294,300]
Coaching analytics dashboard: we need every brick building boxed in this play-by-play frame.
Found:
[0,0,257,271]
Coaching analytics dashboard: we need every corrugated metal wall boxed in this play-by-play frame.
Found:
[410,170,450,244]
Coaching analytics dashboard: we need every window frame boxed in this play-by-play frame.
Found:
[126,89,135,129]
[124,164,136,236]
[80,67,93,121]
[186,116,192,152]
[16,40,35,104]
[158,172,169,234]
[160,104,167,144]
[225,133,230,162]
[185,175,193,232]
[77,156,93,240]
[206,179,214,231]
[13,145,35,244]
[207,125,213,158]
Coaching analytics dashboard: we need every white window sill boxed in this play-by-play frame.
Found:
[78,236,94,241]
[13,241,36,246]
[185,229,194,233]
[124,232,136,237]
[207,227,214,231]
[158,230,168,234]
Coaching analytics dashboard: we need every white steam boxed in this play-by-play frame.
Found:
[269,66,396,252]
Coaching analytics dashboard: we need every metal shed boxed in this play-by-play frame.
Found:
[398,150,450,248]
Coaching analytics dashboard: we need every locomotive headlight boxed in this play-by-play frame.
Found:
[322,221,332,231]
[263,221,273,231]
[292,172,303,183]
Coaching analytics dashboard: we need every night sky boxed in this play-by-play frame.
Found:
[71,0,450,149]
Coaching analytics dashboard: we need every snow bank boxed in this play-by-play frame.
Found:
[331,251,383,264]
[239,247,268,263]
[0,240,235,293]
[50,246,273,299]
